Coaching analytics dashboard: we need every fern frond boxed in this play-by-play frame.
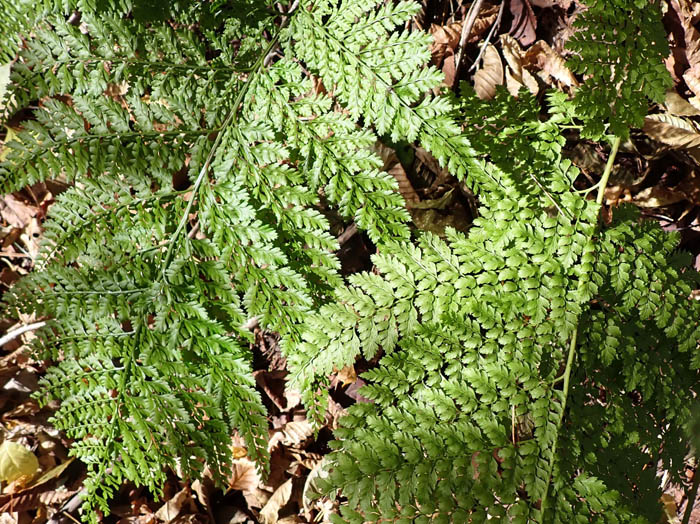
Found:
[566,0,672,139]
[289,89,700,520]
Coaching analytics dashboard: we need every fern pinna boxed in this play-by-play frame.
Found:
[0,0,698,522]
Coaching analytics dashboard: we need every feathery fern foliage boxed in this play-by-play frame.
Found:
[287,1,700,521]
[1,0,698,522]
[566,0,672,140]
[0,0,452,518]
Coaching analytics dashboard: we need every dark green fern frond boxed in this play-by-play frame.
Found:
[289,88,700,521]
[566,0,672,140]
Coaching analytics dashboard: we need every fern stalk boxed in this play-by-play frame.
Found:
[540,132,622,519]
[596,136,622,206]
[538,326,578,520]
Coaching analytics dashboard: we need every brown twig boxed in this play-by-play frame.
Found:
[454,0,486,80]
[0,321,46,348]
[336,223,358,247]
[469,0,505,73]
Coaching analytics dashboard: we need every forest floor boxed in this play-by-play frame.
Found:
[2,0,700,522]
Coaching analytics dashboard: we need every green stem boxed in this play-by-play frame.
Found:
[538,326,578,519]
[596,135,621,206]
[539,134,623,521]
[159,32,281,278]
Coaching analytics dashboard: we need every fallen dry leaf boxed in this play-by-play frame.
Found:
[671,0,700,70]
[302,460,333,523]
[259,478,292,524]
[0,196,36,230]
[442,48,457,87]
[530,0,574,7]
[664,90,700,116]
[268,420,315,451]
[19,218,42,261]
[684,66,700,98]
[499,34,539,97]
[643,113,700,151]
[25,458,74,490]
[523,40,579,88]
[0,64,10,112]
[228,458,268,509]
[154,487,190,522]
[473,44,503,100]
[429,3,499,64]
[508,0,537,46]
[0,127,18,162]
[374,142,419,204]
[334,364,357,387]
[430,22,462,65]
[690,96,700,112]
[470,3,500,43]
[229,458,262,493]
[0,441,40,485]
[633,185,686,208]
[633,169,700,208]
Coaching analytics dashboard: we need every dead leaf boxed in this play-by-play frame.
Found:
[671,0,700,70]
[268,420,314,451]
[633,185,685,208]
[665,47,686,84]
[2,399,40,421]
[228,458,268,509]
[0,64,10,112]
[473,45,503,100]
[373,142,419,204]
[632,169,700,208]
[429,3,499,64]
[508,0,537,46]
[430,22,462,65]
[254,370,288,412]
[154,488,190,522]
[115,516,156,524]
[690,96,700,112]
[470,3,500,43]
[664,90,700,116]
[523,40,579,88]
[38,487,78,506]
[19,218,42,261]
[344,378,372,403]
[302,460,333,523]
[441,48,457,87]
[104,82,129,99]
[259,479,292,524]
[1,196,36,230]
[0,128,18,162]
[334,365,357,387]
[191,470,215,522]
[0,441,40,485]
[24,458,74,490]
[229,458,262,493]
[643,113,700,150]
[684,67,700,98]
[530,0,573,6]
[674,169,700,205]
[324,397,346,430]
[499,34,539,96]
